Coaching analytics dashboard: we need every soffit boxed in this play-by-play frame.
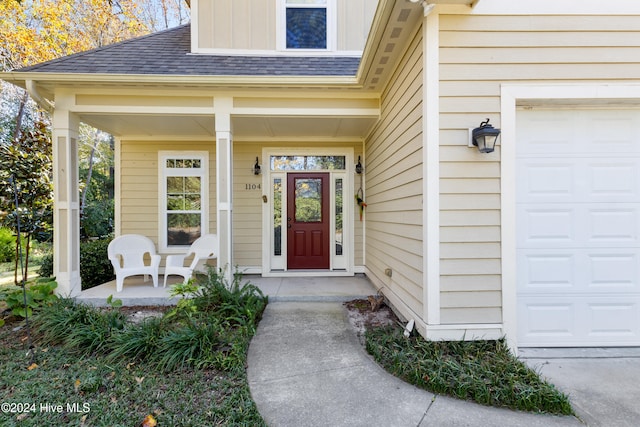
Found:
[79,113,377,140]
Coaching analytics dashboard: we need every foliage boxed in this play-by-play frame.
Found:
[0,277,58,319]
[193,268,268,332]
[0,121,53,284]
[18,269,267,425]
[32,268,268,373]
[0,227,15,263]
[365,327,574,415]
[0,326,264,426]
[36,252,53,278]
[79,238,115,290]
[34,297,125,353]
[78,127,115,239]
[165,280,202,323]
[38,237,115,290]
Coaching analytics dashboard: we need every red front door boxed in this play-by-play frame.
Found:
[287,173,330,269]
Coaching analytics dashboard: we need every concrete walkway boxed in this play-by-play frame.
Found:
[247,302,583,427]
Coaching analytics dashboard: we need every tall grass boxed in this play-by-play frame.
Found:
[32,268,267,373]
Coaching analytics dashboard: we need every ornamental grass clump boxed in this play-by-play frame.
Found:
[32,268,267,373]
[365,326,573,415]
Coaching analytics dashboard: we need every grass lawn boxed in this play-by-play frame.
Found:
[0,334,260,426]
[0,270,267,427]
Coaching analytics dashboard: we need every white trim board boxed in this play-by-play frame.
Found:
[500,83,640,351]
[457,0,640,14]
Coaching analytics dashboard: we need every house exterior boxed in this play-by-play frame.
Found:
[3,0,640,349]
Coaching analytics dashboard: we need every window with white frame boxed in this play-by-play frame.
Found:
[280,0,334,50]
[159,152,208,250]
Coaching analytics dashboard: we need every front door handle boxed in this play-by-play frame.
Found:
[287,224,292,228]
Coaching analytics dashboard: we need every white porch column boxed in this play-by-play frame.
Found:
[215,98,233,281]
[52,96,81,296]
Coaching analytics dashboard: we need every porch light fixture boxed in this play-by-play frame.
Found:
[470,118,501,154]
[253,157,261,175]
[355,156,363,174]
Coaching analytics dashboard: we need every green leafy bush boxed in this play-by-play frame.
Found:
[0,277,58,319]
[0,227,15,263]
[194,268,268,331]
[37,249,53,277]
[38,237,115,290]
[79,238,114,289]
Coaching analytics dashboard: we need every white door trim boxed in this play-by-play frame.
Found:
[501,83,640,351]
[261,147,355,276]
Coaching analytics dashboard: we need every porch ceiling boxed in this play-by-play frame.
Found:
[79,113,377,139]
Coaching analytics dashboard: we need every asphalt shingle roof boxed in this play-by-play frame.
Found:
[17,24,361,77]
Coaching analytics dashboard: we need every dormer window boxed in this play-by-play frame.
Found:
[279,0,336,51]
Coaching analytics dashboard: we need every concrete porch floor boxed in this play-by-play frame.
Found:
[75,274,378,307]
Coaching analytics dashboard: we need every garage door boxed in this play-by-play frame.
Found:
[517,109,640,347]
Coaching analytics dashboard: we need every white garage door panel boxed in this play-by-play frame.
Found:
[518,110,640,155]
[518,249,640,293]
[517,158,640,204]
[517,109,640,347]
[517,205,640,248]
[518,296,640,347]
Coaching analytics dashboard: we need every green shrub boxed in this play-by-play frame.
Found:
[79,238,115,289]
[0,277,58,319]
[193,268,268,331]
[0,227,15,263]
[38,238,115,289]
[37,250,53,277]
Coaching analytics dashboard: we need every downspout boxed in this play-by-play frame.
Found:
[25,80,54,113]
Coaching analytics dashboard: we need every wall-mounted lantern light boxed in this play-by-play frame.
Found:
[355,156,363,174]
[253,157,261,175]
[470,118,501,154]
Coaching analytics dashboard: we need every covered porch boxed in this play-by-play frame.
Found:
[75,274,377,307]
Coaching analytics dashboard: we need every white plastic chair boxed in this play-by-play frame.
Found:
[163,234,218,287]
[108,234,161,292]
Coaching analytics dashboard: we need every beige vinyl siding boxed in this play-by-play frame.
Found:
[337,0,378,52]
[197,0,375,52]
[365,28,424,319]
[233,142,263,268]
[119,140,217,257]
[233,141,364,269]
[198,0,275,50]
[438,13,640,324]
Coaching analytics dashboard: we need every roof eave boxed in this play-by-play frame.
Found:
[1,71,362,93]
[0,71,362,101]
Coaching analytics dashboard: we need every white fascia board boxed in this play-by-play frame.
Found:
[458,0,640,14]
[1,72,360,88]
[190,48,363,57]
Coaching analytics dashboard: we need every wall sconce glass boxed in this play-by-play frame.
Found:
[470,119,501,154]
[355,156,363,174]
[253,157,261,175]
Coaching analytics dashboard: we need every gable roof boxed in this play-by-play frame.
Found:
[17,24,360,77]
